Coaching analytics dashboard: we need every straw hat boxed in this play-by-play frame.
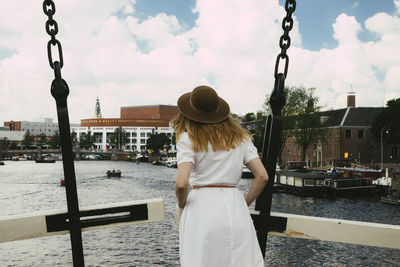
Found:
[177,85,230,123]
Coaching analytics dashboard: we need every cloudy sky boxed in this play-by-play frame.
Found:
[1,0,399,124]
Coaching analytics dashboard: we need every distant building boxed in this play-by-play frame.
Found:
[281,94,390,167]
[4,118,61,136]
[71,103,179,152]
[0,127,24,142]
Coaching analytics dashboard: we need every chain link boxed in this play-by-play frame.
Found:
[43,0,63,69]
[274,0,296,79]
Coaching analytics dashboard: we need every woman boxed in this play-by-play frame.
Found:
[173,85,269,267]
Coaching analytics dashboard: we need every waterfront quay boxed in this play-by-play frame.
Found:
[1,160,399,266]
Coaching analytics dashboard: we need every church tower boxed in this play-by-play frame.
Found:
[94,97,102,118]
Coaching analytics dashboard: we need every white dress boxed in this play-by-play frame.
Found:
[177,132,264,267]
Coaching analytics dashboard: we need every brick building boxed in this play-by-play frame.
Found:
[73,104,179,152]
[281,95,389,167]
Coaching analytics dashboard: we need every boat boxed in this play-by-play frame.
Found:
[107,170,121,178]
[275,166,383,197]
[137,155,149,162]
[276,170,334,197]
[165,157,177,168]
[0,161,4,166]
[60,178,65,186]
[35,157,56,163]
[152,160,163,166]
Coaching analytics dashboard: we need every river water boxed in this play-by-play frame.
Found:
[0,160,399,267]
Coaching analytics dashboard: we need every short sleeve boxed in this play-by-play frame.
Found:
[177,133,195,165]
[243,139,259,165]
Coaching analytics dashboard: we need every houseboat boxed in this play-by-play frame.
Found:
[275,170,334,197]
[275,168,382,198]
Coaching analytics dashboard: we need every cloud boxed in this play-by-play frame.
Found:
[0,0,399,126]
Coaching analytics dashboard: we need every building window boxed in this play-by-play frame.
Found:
[345,130,352,139]
[140,139,146,144]
[132,139,137,144]
[358,130,364,138]
[140,132,145,137]
[132,132,137,137]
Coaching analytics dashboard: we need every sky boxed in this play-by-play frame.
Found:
[1,0,400,124]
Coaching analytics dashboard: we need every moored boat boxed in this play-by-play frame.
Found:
[0,161,4,166]
[35,158,56,163]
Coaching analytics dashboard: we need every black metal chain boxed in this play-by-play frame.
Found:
[274,0,296,79]
[43,0,64,70]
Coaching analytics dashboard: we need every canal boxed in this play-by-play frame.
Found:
[1,160,399,266]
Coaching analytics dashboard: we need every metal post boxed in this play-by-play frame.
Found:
[380,125,390,170]
[255,74,286,258]
[51,62,85,267]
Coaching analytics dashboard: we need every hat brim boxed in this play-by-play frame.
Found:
[178,92,230,123]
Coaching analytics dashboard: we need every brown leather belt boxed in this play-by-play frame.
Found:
[192,185,236,189]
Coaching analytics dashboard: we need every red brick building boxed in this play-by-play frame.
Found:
[281,95,390,167]
[81,105,178,128]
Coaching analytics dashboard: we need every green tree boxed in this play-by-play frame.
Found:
[49,131,60,149]
[289,87,324,161]
[22,130,34,148]
[71,131,78,148]
[108,128,128,151]
[0,137,10,153]
[146,133,171,155]
[79,131,95,150]
[263,86,324,163]
[371,98,400,145]
[242,112,256,122]
[37,133,47,147]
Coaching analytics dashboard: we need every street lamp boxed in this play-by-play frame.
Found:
[380,125,390,170]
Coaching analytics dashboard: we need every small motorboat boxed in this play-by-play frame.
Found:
[107,170,121,178]
[0,161,5,166]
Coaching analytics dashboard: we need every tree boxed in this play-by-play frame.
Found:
[22,130,34,148]
[242,112,256,122]
[108,128,128,151]
[146,133,171,155]
[0,138,10,154]
[79,131,95,150]
[371,98,400,145]
[49,131,60,149]
[263,86,324,162]
[37,133,47,147]
[71,131,78,148]
[289,87,324,161]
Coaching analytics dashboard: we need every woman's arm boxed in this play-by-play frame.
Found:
[175,162,194,208]
[244,158,269,206]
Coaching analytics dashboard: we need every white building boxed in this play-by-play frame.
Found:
[71,126,175,153]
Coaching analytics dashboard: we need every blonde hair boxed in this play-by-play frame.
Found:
[172,113,251,152]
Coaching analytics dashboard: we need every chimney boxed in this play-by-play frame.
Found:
[347,92,356,108]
